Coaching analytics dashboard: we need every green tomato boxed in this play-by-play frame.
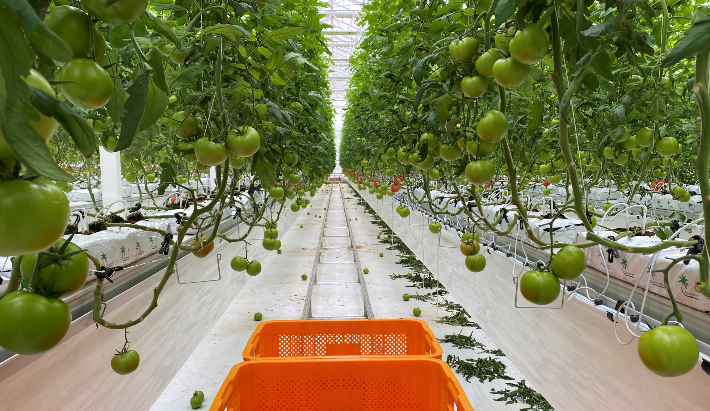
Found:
[0,70,58,162]
[466,139,498,158]
[0,179,69,257]
[603,146,615,159]
[465,254,486,272]
[125,172,137,183]
[246,260,262,276]
[403,294,410,301]
[111,350,140,375]
[656,137,680,157]
[105,137,118,152]
[417,155,435,170]
[429,169,440,180]
[146,173,156,182]
[269,186,285,199]
[194,138,228,166]
[637,325,699,377]
[288,173,302,185]
[449,37,478,63]
[291,203,300,212]
[439,144,463,161]
[284,150,298,166]
[492,57,529,89]
[465,160,495,185]
[509,23,550,65]
[44,6,107,63]
[620,135,637,150]
[0,290,71,355]
[229,153,246,169]
[191,236,214,258]
[413,307,421,317]
[254,312,263,321]
[538,163,553,175]
[613,153,629,165]
[428,222,442,234]
[550,246,586,280]
[494,26,515,53]
[190,391,205,409]
[59,58,113,110]
[396,206,410,218]
[170,112,200,138]
[227,127,261,157]
[476,110,509,143]
[519,270,560,305]
[461,76,488,98]
[230,256,248,272]
[20,239,89,297]
[81,0,148,25]
[475,49,502,78]
[637,127,653,147]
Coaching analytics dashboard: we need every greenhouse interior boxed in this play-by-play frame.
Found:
[1,0,710,410]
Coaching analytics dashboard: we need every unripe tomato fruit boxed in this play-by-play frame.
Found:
[550,246,586,280]
[0,70,58,162]
[475,49,502,78]
[465,254,486,272]
[519,270,560,305]
[111,350,140,375]
[477,110,509,143]
[637,325,699,377]
[449,37,478,63]
[0,179,69,257]
[509,23,550,65]
[170,112,200,138]
[194,138,228,166]
[656,137,680,156]
[81,0,148,25]
[466,139,498,158]
[461,76,488,98]
[492,57,529,88]
[191,236,214,258]
[636,127,653,147]
[59,58,113,109]
[465,160,495,185]
[495,26,515,53]
[439,144,463,161]
[20,239,90,297]
[44,6,107,63]
[0,290,71,355]
[226,127,261,157]
[246,260,262,276]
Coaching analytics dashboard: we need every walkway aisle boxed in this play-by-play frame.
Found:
[151,189,330,409]
[305,183,371,319]
[340,184,533,411]
[0,194,310,411]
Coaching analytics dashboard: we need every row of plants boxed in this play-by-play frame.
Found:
[340,0,707,377]
[0,0,336,375]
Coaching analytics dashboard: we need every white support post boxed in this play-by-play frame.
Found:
[99,147,122,212]
[209,167,217,191]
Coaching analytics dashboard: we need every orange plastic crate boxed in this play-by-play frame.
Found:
[209,358,474,411]
[242,319,443,361]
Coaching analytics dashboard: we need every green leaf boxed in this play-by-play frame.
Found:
[413,54,438,86]
[28,88,95,157]
[495,0,522,27]
[3,0,72,63]
[3,109,75,181]
[662,18,710,68]
[105,50,126,123]
[270,71,287,85]
[169,65,207,88]
[203,24,250,43]
[252,153,276,188]
[266,27,305,41]
[116,72,149,151]
[591,52,616,82]
[138,75,168,131]
[158,161,176,195]
[527,101,543,137]
[140,11,181,49]
[109,25,131,49]
[147,48,169,94]
[152,3,188,12]
[580,14,622,37]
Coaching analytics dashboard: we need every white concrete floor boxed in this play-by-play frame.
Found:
[153,184,534,410]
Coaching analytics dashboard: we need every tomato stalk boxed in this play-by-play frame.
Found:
[691,45,710,299]
[0,256,22,300]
